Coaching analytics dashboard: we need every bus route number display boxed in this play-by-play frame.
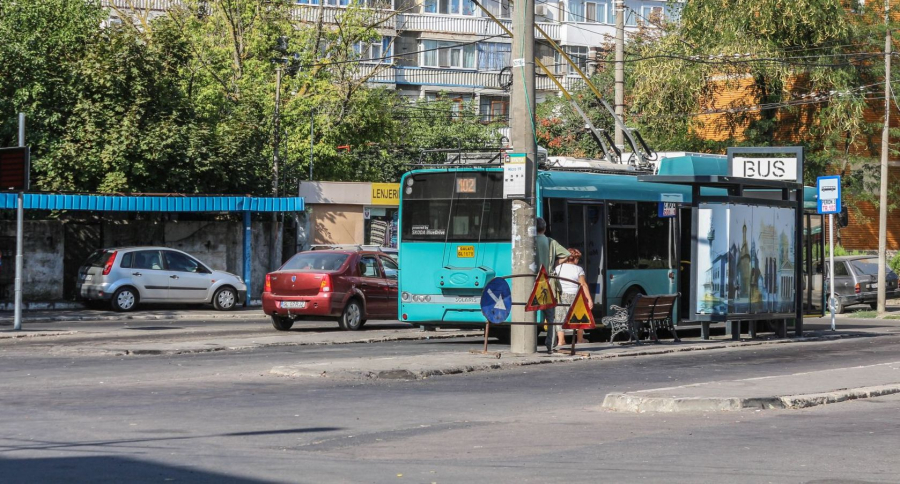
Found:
[457,178,476,194]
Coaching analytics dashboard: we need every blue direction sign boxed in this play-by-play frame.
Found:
[481,277,512,324]
[817,175,841,214]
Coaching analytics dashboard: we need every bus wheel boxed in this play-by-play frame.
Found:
[587,327,610,343]
[490,326,511,345]
[622,287,646,309]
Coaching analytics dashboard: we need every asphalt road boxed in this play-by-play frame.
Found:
[1,316,899,483]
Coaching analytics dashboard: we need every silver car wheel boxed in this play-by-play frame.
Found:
[116,289,136,310]
[213,287,237,311]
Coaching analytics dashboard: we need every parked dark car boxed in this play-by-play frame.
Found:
[262,249,399,331]
[815,255,900,313]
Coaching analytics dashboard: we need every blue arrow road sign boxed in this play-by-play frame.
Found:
[817,175,841,214]
[481,278,512,324]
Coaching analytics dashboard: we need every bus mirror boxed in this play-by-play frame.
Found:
[838,207,849,228]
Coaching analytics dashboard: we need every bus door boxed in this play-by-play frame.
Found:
[802,212,825,315]
[566,202,606,316]
[679,207,692,320]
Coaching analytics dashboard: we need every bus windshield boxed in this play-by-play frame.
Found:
[402,172,511,242]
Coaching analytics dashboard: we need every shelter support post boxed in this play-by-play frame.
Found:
[13,113,25,331]
[243,210,252,305]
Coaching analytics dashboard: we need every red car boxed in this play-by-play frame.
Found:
[262,249,399,331]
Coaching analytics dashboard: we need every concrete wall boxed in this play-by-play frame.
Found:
[0,218,286,303]
[0,222,65,300]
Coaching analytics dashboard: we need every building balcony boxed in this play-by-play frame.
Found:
[101,0,177,11]
[558,22,616,47]
[397,13,559,40]
[391,66,577,92]
[292,6,398,35]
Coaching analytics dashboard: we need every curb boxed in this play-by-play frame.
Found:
[601,383,900,413]
[103,330,485,357]
[268,332,878,381]
[270,353,588,380]
[2,310,268,324]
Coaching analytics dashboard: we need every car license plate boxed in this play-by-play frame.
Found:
[83,275,92,281]
[870,284,878,290]
[281,301,306,309]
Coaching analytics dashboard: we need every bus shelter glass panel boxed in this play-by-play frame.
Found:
[694,202,797,319]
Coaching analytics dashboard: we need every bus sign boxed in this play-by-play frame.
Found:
[658,202,677,218]
[816,175,841,214]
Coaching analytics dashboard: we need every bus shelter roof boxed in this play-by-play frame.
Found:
[0,193,304,302]
[0,193,303,212]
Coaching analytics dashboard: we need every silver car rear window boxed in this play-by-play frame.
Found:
[849,258,892,276]
[84,250,116,268]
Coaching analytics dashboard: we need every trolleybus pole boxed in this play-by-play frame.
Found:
[509,0,537,353]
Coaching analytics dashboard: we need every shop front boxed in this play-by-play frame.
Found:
[299,181,400,248]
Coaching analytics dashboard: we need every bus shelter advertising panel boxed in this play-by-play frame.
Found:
[694,202,796,320]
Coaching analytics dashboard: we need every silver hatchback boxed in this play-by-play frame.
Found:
[76,247,247,312]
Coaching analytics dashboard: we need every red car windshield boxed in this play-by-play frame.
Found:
[281,253,349,272]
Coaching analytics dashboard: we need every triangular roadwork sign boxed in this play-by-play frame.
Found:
[562,290,596,330]
[525,265,557,311]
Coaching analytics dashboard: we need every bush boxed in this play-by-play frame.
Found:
[890,252,900,274]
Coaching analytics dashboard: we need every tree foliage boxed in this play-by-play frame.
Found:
[0,0,498,195]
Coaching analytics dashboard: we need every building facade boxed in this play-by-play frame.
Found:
[102,0,673,124]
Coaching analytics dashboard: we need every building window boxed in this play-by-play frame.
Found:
[483,0,510,18]
[425,93,473,119]
[422,40,477,69]
[480,95,509,122]
[558,1,565,21]
[423,0,475,15]
[584,2,597,22]
[556,45,588,76]
[640,5,664,23]
[477,42,511,71]
[355,39,391,63]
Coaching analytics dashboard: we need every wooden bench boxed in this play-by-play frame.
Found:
[602,293,681,344]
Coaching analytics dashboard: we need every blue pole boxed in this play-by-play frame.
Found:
[243,210,252,305]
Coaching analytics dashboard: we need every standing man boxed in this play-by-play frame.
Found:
[535,217,568,352]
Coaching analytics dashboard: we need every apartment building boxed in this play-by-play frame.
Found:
[102,0,671,124]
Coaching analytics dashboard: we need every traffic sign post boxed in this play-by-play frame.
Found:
[525,265,557,311]
[817,176,841,332]
[479,278,513,353]
[560,290,595,355]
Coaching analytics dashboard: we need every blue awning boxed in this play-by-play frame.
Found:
[0,194,303,212]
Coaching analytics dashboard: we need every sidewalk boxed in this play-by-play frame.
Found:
[601,361,900,413]
[0,306,268,323]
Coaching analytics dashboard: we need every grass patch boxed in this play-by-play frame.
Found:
[885,315,900,320]
[847,310,878,318]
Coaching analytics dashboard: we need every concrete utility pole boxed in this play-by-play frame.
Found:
[510,0,537,354]
[614,0,625,148]
[877,0,891,315]
[271,65,283,272]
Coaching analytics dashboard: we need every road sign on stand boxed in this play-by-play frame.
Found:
[481,278,512,324]
[562,291,595,330]
[816,175,841,214]
[525,265,557,311]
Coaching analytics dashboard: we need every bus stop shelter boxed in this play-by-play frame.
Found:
[0,193,304,298]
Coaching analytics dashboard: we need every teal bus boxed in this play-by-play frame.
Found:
[397,153,821,335]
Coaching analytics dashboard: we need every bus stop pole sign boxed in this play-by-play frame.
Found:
[817,175,841,332]
[816,176,841,215]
